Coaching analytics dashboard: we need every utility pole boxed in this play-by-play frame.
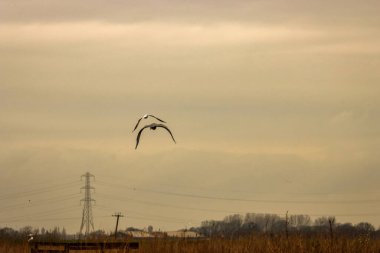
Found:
[112,212,124,239]
[79,172,95,236]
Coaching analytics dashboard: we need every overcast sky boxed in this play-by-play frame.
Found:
[0,0,380,234]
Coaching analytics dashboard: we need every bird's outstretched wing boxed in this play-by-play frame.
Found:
[135,124,151,149]
[132,117,143,132]
[135,123,176,149]
[133,114,166,132]
[156,124,176,144]
[148,114,166,123]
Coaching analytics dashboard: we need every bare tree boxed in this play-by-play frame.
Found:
[290,215,311,228]
[356,222,375,234]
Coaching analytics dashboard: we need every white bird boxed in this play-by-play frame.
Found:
[132,114,166,132]
[135,123,176,149]
[27,233,34,242]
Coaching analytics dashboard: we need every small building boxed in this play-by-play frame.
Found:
[166,231,201,238]
[126,230,154,238]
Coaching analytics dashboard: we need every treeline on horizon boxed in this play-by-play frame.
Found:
[189,213,380,238]
[1,213,379,243]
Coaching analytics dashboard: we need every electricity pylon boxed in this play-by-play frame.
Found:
[79,172,95,236]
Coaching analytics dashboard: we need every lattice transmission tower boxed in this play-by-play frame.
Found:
[79,172,95,235]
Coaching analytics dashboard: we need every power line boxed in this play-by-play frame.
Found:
[96,180,380,204]
[0,180,80,201]
[96,192,241,214]
[95,176,380,196]
[96,205,199,224]
[0,205,80,223]
[96,206,199,224]
[95,194,380,219]
[0,215,111,224]
[0,193,80,213]
[136,189,380,204]
[0,175,80,192]
[125,215,198,224]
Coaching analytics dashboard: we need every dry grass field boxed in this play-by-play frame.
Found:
[2,234,380,253]
[0,242,28,253]
[138,235,380,253]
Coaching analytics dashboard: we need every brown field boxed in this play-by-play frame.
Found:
[0,242,28,253]
[2,234,380,253]
[138,235,380,253]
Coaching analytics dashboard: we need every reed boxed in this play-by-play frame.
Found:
[2,234,380,253]
[137,234,380,253]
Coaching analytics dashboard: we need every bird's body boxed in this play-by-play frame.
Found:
[135,123,176,149]
[133,114,166,132]
[27,234,34,242]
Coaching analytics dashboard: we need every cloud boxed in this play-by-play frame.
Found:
[0,0,379,27]
[1,0,380,233]
[1,21,379,58]
[1,146,379,232]
[0,22,324,47]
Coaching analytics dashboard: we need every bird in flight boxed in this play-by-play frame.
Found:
[135,123,176,149]
[133,114,166,132]
[27,234,34,242]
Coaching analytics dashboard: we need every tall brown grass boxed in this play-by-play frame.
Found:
[0,241,29,253]
[138,234,380,253]
[2,234,380,253]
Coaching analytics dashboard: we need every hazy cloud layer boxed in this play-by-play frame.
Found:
[0,0,379,233]
[0,147,379,232]
[1,0,380,26]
